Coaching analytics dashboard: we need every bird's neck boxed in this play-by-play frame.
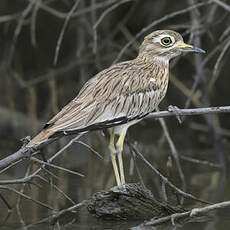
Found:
[134,54,170,101]
[136,53,169,69]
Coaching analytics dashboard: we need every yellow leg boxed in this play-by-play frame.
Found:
[116,132,127,185]
[109,130,121,186]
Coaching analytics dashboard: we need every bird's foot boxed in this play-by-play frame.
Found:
[119,183,127,190]
[112,183,128,194]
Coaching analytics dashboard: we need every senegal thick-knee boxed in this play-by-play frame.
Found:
[27,30,205,186]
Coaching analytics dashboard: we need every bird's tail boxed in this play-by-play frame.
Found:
[26,129,54,147]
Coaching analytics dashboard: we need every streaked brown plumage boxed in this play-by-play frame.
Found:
[27,30,205,186]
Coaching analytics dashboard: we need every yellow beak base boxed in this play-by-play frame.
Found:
[177,43,205,53]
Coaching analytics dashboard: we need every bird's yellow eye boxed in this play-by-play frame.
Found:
[161,37,172,46]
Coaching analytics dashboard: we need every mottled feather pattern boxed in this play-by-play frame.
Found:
[46,59,168,133]
[25,29,205,188]
[27,58,169,146]
[27,30,190,147]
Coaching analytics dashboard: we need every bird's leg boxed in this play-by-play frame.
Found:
[116,132,126,185]
[109,130,121,186]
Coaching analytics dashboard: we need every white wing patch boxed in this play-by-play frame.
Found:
[150,78,156,83]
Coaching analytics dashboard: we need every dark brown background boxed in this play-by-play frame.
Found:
[0,0,230,229]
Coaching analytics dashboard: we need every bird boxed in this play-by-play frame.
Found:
[26,30,205,186]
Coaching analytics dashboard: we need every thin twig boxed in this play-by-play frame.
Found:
[0,12,21,23]
[0,193,12,225]
[113,1,211,64]
[158,116,186,203]
[212,0,230,12]
[75,140,103,159]
[93,0,133,53]
[0,185,55,210]
[49,200,88,225]
[38,175,76,205]
[30,0,41,47]
[208,38,230,90]
[16,164,32,229]
[0,159,23,175]
[143,201,230,226]
[0,134,84,185]
[129,143,210,204]
[7,0,36,68]
[0,106,230,171]
[53,0,81,65]
[128,141,145,188]
[30,157,85,177]
[38,0,117,19]
[190,122,230,138]
[180,155,221,168]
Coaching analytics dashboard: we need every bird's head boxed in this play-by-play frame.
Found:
[139,30,205,62]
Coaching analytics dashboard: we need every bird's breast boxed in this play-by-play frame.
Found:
[145,66,169,112]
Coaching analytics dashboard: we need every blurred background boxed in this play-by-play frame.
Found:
[0,0,230,229]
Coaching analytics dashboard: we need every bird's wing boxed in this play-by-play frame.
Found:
[44,60,164,135]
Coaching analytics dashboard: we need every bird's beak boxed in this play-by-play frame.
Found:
[177,42,206,53]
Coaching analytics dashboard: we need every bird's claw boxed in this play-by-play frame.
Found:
[112,183,127,193]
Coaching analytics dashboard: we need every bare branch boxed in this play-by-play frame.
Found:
[38,0,117,19]
[128,143,210,204]
[38,175,76,205]
[180,155,221,168]
[209,38,230,89]
[113,1,211,64]
[212,0,230,12]
[7,0,36,68]
[0,134,84,185]
[158,115,186,202]
[93,0,134,53]
[76,140,103,159]
[30,0,41,47]
[0,185,55,210]
[146,105,230,119]
[143,201,230,226]
[0,12,21,23]
[0,106,230,171]
[53,0,81,65]
[30,157,85,177]
[49,200,88,225]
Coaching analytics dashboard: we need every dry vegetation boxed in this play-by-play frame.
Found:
[0,0,230,229]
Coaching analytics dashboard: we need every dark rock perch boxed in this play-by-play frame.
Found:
[87,183,182,220]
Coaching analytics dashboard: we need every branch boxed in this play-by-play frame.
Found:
[142,201,230,226]
[49,200,88,225]
[0,185,55,210]
[53,0,81,65]
[7,0,36,68]
[93,0,134,53]
[146,105,230,119]
[212,0,230,12]
[157,113,186,203]
[0,105,230,171]
[30,157,84,177]
[128,142,210,205]
[113,0,211,64]
[37,0,117,19]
